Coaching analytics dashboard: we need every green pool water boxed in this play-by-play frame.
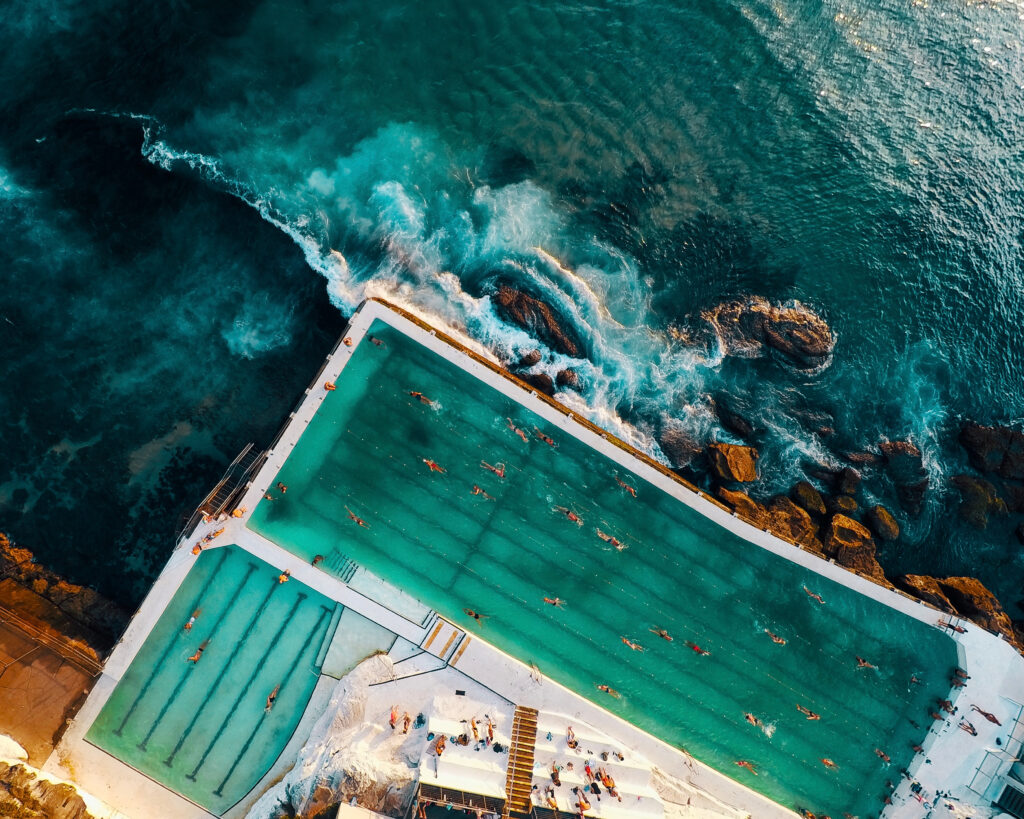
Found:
[87,545,336,814]
[249,320,957,818]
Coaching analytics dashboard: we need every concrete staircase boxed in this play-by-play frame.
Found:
[502,706,539,818]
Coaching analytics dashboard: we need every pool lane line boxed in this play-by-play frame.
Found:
[113,549,231,737]
[211,606,331,798]
[163,576,289,767]
[136,563,258,751]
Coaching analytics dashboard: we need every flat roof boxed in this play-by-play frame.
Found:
[245,303,958,818]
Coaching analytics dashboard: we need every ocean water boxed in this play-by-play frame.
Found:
[1,0,1024,616]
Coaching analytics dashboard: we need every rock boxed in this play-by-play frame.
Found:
[937,576,1018,647]
[950,474,1007,529]
[791,481,827,516]
[711,398,755,440]
[0,761,98,819]
[767,497,824,552]
[846,451,883,465]
[824,515,888,584]
[892,574,954,611]
[865,505,900,541]
[959,422,1024,480]
[836,467,861,496]
[493,285,584,358]
[707,442,759,483]
[702,297,835,368]
[829,495,858,514]
[880,440,929,515]
[1002,482,1024,513]
[1016,523,1024,546]
[718,488,771,529]
[521,372,554,396]
[817,426,835,437]
[518,349,542,368]
[555,368,581,391]
[658,427,701,468]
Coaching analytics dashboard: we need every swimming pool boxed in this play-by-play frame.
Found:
[248,319,957,817]
[86,545,336,814]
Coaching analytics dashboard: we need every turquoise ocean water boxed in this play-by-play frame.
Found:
[1,0,1023,627]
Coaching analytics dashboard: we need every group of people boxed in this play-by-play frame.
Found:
[542,728,629,816]
[429,713,496,759]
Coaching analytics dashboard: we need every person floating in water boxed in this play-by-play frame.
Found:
[856,655,876,670]
[909,674,921,685]
[471,485,494,500]
[744,713,763,728]
[423,458,446,473]
[507,418,529,443]
[938,618,967,633]
[368,335,385,347]
[820,758,839,770]
[187,640,209,664]
[463,608,488,622]
[734,760,758,776]
[544,597,566,608]
[480,461,506,478]
[613,475,637,498]
[533,427,558,448]
[276,482,288,493]
[764,628,786,645]
[345,506,369,528]
[621,637,644,652]
[685,641,710,656]
[265,684,279,713]
[278,569,291,584]
[554,506,583,525]
[183,609,200,632]
[803,586,825,604]
[971,704,1002,725]
[796,704,821,720]
[409,391,437,408]
[874,748,890,762]
[324,381,336,391]
[312,554,324,566]
[596,684,620,698]
[263,492,276,501]
[649,628,673,642]
[596,529,626,550]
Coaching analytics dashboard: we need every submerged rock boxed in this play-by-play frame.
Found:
[959,422,1024,480]
[950,474,1007,530]
[880,440,929,515]
[846,451,883,465]
[658,427,701,468]
[707,442,759,483]
[791,481,827,517]
[493,285,584,358]
[1003,482,1024,514]
[865,505,900,541]
[836,467,861,496]
[824,515,888,584]
[702,297,835,368]
[711,398,756,440]
[828,495,858,515]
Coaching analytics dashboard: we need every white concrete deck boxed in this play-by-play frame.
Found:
[48,298,1024,819]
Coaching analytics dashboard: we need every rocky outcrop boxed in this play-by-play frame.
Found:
[828,495,858,514]
[718,488,770,528]
[836,467,861,496]
[717,489,823,553]
[824,515,888,584]
[950,474,1007,529]
[937,576,1018,647]
[555,368,581,391]
[658,427,701,468]
[711,398,755,440]
[0,761,98,819]
[880,440,929,515]
[791,481,827,516]
[959,422,1024,480]
[865,505,900,541]
[893,574,953,611]
[1003,483,1024,514]
[846,451,883,465]
[518,349,542,368]
[521,372,555,396]
[494,285,584,358]
[707,443,759,483]
[702,297,835,368]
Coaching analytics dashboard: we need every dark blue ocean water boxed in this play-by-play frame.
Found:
[1,0,1023,614]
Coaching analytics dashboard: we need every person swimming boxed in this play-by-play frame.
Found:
[463,608,488,622]
[276,482,288,493]
[596,529,626,550]
[796,704,821,720]
[423,458,446,473]
[480,460,506,478]
[596,684,620,698]
[744,713,763,728]
[685,641,710,656]
[278,569,291,584]
[938,619,967,633]
[734,760,758,776]
[821,758,839,770]
[345,506,369,528]
[621,637,644,652]
[649,628,673,642]
[187,640,209,664]
[183,609,200,632]
[856,655,876,670]
[803,585,825,604]
[533,427,558,447]
[507,418,529,443]
[369,335,385,347]
[874,748,890,762]
[470,485,495,500]
[409,391,437,408]
[764,628,786,645]
[544,597,567,608]
[265,684,280,713]
[554,506,583,525]
[614,475,637,498]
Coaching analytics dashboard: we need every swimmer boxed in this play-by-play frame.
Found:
[345,506,369,528]
[324,381,336,391]
[312,554,324,566]
[856,656,876,670]
[507,418,529,443]
[409,391,437,407]
[875,748,891,763]
[480,460,506,478]
[803,586,825,604]
[734,760,758,776]
[820,758,839,770]
[554,506,583,525]
[971,704,1002,725]
[278,569,291,584]
[265,684,280,713]
[463,608,488,622]
[621,637,644,652]
[187,640,209,664]
[649,628,673,642]
[596,529,627,550]
[614,475,637,498]
[744,713,763,728]
[909,674,921,685]
[471,485,495,500]
[938,619,967,634]
[764,628,787,645]
[534,427,558,447]
[544,597,567,608]
[685,641,710,656]
[183,609,200,632]
[369,335,385,347]
[263,493,275,501]
[796,704,821,720]
[423,458,446,473]
[596,684,621,698]
[276,482,288,493]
